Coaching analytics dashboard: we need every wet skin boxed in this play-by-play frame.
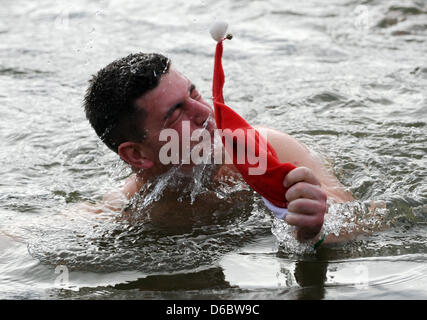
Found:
[105,67,354,242]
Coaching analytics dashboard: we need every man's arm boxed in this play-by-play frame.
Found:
[258,127,353,203]
[259,127,357,244]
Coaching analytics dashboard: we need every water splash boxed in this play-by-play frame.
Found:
[271,199,390,255]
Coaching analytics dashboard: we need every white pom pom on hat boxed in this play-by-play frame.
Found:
[209,21,228,42]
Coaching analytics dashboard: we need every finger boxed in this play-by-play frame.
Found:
[285,212,324,234]
[283,167,321,188]
[287,198,327,216]
[285,182,327,202]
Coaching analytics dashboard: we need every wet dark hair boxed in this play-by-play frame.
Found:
[83,52,171,153]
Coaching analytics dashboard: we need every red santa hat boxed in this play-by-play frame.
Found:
[210,21,296,216]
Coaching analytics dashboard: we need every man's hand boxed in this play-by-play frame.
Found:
[284,167,328,241]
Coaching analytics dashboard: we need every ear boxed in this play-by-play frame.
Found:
[118,142,154,170]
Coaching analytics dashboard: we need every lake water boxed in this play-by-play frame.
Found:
[0,0,426,299]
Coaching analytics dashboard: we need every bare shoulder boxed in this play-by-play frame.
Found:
[75,174,144,214]
[102,174,144,204]
[120,174,144,199]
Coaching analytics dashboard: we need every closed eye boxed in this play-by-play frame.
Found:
[163,82,198,125]
[190,84,201,100]
[164,103,183,121]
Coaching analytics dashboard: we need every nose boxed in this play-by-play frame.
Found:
[187,98,212,127]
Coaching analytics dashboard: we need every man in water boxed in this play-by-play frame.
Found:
[83,53,354,244]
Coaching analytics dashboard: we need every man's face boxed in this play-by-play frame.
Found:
[134,67,216,171]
